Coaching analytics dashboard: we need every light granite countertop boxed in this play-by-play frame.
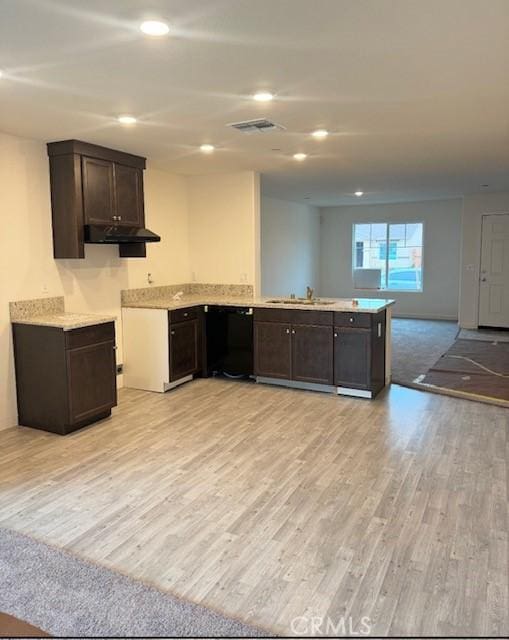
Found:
[12,312,117,331]
[122,295,395,314]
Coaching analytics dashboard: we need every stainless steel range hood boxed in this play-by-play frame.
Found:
[84,225,161,244]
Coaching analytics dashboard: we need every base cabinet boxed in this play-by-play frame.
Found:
[169,319,200,381]
[169,308,202,383]
[67,340,117,424]
[334,310,386,395]
[291,324,333,385]
[334,328,371,388]
[254,308,386,396]
[13,322,117,435]
[254,309,334,385]
[254,321,292,379]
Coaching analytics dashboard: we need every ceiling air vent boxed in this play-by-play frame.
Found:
[228,119,285,134]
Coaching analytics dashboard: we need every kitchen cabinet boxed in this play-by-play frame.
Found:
[114,163,144,227]
[47,140,147,258]
[334,328,371,388]
[333,310,386,395]
[81,156,116,225]
[254,308,386,396]
[292,324,333,385]
[82,157,144,228]
[169,308,202,382]
[12,322,117,435]
[254,321,292,379]
[254,309,333,385]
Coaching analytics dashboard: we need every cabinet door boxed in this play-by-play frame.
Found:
[67,341,117,425]
[114,164,144,227]
[254,322,292,379]
[82,157,115,225]
[334,328,371,389]
[291,324,333,385]
[170,319,199,381]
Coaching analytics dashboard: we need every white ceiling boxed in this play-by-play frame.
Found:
[1,0,509,205]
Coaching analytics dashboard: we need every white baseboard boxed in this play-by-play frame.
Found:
[0,413,18,431]
[393,313,458,322]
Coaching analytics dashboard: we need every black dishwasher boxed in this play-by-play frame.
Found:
[205,306,254,377]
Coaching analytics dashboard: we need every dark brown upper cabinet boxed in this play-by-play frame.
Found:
[82,156,116,226]
[47,140,147,258]
[114,163,144,227]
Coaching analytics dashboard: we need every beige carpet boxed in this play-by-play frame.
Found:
[391,318,458,386]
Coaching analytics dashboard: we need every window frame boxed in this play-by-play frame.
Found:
[352,221,425,293]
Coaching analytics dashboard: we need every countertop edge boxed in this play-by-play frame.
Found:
[121,299,396,314]
[12,315,117,331]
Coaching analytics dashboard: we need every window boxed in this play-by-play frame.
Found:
[353,222,423,291]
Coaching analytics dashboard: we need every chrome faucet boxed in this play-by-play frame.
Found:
[306,286,314,301]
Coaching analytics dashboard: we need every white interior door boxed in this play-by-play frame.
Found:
[479,213,509,328]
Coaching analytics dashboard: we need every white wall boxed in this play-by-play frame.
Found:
[0,131,190,430]
[261,197,320,297]
[319,198,463,320]
[459,191,509,328]
[187,172,261,292]
[128,169,190,289]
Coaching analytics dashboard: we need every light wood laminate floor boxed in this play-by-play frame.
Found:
[0,379,507,636]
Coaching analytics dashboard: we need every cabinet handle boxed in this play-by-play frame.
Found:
[286,328,290,334]
[118,215,122,221]
[170,330,175,336]
[291,329,296,334]
[113,345,118,350]
[349,317,354,323]
[184,312,188,317]
[334,333,338,338]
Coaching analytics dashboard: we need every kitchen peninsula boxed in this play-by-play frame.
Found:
[122,285,394,400]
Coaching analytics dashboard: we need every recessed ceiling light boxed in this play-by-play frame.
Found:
[293,153,307,161]
[117,115,137,125]
[140,20,170,36]
[200,144,215,153]
[355,191,364,197]
[312,129,329,139]
[253,91,274,102]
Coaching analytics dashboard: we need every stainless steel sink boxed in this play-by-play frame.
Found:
[266,298,336,306]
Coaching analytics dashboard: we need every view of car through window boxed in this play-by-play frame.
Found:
[353,222,423,291]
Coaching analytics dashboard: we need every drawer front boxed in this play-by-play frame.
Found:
[169,307,200,324]
[65,322,115,349]
[254,307,333,326]
[334,312,372,329]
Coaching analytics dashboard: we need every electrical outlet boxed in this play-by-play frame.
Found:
[116,364,123,375]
